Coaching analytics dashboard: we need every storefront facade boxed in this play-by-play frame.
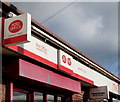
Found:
[1,1,120,102]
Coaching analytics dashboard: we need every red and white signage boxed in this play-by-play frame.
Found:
[72,59,94,84]
[72,59,119,95]
[4,14,119,95]
[4,13,31,46]
[8,36,58,69]
[59,50,73,74]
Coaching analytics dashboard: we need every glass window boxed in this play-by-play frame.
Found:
[58,96,62,102]
[47,94,54,102]
[112,98,119,102]
[13,91,27,102]
[35,92,43,102]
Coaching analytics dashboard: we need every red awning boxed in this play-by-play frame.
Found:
[19,59,81,93]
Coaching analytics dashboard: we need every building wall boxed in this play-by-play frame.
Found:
[0,84,6,101]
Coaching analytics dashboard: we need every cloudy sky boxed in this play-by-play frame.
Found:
[10,1,119,76]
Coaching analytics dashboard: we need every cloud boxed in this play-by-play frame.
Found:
[79,16,104,40]
[12,2,118,75]
[43,2,118,70]
[12,2,69,22]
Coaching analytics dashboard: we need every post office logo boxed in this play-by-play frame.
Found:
[8,20,23,33]
[62,55,66,63]
[67,58,71,66]
[62,55,71,66]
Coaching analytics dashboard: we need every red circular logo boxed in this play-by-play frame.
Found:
[67,58,71,66]
[8,20,23,33]
[62,55,66,63]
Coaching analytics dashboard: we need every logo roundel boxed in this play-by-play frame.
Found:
[8,20,23,33]
[62,55,66,63]
[67,58,71,66]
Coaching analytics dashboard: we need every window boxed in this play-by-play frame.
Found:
[12,84,71,102]
[47,94,54,102]
[58,96,62,102]
[35,92,43,102]
[13,91,27,102]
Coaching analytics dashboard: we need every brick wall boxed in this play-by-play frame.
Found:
[0,84,6,102]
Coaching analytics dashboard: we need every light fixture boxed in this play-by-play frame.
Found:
[7,12,16,18]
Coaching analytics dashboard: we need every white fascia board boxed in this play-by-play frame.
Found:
[31,25,120,82]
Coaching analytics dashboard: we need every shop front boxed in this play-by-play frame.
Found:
[1,1,120,102]
[3,57,81,102]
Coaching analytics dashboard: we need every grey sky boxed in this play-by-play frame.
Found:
[11,2,118,76]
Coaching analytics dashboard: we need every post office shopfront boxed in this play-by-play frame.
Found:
[1,1,120,102]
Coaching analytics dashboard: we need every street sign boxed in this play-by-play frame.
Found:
[90,86,109,99]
